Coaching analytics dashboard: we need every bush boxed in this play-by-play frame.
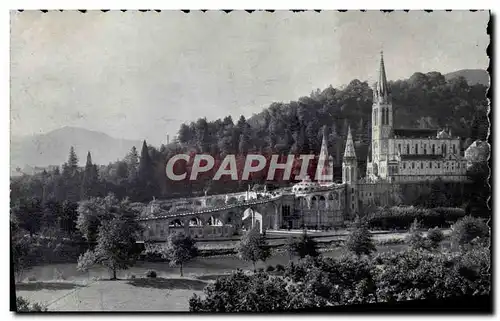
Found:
[345,224,376,256]
[365,206,466,230]
[16,297,47,312]
[427,227,445,249]
[145,270,157,278]
[27,275,37,282]
[275,264,285,272]
[451,216,489,248]
[265,265,275,272]
[257,268,264,273]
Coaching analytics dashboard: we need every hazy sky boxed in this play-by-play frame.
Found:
[11,10,489,145]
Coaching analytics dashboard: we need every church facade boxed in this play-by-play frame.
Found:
[289,51,469,225]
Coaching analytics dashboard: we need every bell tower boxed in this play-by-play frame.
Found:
[372,51,393,173]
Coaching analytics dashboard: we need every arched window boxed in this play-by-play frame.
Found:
[442,144,447,155]
[398,144,401,153]
[430,162,433,169]
[453,144,456,154]
[351,167,355,181]
[385,108,390,125]
[412,162,415,169]
[432,144,435,154]
[421,162,424,169]
[407,144,410,154]
[374,109,378,126]
[346,168,350,181]
[415,144,419,154]
[424,144,427,154]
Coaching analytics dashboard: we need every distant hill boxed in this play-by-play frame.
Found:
[10,127,142,171]
[444,69,489,86]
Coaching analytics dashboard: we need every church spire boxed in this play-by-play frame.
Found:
[375,51,390,101]
[343,126,357,160]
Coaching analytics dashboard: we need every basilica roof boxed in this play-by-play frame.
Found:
[393,128,439,139]
[400,154,444,161]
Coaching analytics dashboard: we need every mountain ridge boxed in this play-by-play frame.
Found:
[11,126,142,170]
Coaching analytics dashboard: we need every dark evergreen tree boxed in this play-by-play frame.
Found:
[81,151,99,200]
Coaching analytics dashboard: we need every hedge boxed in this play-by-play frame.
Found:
[365,206,466,230]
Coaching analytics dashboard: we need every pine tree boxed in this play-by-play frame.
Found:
[63,146,79,177]
[81,151,98,200]
[125,146,139,180]
[138,141,153,182]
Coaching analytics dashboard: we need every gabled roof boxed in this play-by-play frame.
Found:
[393,128,439,139]
[400,154,443,161]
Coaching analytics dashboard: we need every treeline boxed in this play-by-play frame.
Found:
[11,72,489,203]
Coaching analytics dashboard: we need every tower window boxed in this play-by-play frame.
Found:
[407,144,410,154]
[346,169,350,181]
[403,163,406,169]
[398,144,401,153]
[442,144,447,155]
[437,163,441,169]
[412,162,415,169]
[374,109,378,126]
[430,162,433,169]
[421,162,424,169]
[415,144,419,154]
[424,144,427,154]
[385,108,390,125]
[453,144,456,154]
[432,144,435,154]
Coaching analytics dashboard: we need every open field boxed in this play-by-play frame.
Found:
[16,243,410,311]
[15,230,451,312]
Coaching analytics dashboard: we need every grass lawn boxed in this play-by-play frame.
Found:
[16,278,207,311]
[14,230,449,312]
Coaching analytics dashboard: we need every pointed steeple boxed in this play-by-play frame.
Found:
[375,51,390,101]
[343,126,357,160]
[319,125,329,161]
[317,125,333,185]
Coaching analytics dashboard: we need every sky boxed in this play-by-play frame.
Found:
[10,10,489,146]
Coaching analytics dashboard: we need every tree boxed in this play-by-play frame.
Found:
[286,231,319,259]
[12,198,43,236]
[237,227,270,272]
[81,151,99,200]
[407,219,428,250]
[124,146,140,180]
[76,197,142,280]
[160,233,198,277]
[189,270,292,312]
[62,146,79,176]
[345,223,376,256]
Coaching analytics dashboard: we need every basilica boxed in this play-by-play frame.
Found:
[290,51,469,221]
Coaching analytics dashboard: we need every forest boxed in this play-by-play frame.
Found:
[10,71,489,204]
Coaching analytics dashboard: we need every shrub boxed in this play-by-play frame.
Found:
[16,297,47,312]
[345,224,376,256]
[275,264,285,272]
[257,268,265,273]
[265,265,275,272]
[189,270,293,312]
[129,274,136,279]
[27,275,37,282]
[145,270,157,278]
[365,206,466,230]
[451,216,489,248]
[427,227,445,249]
